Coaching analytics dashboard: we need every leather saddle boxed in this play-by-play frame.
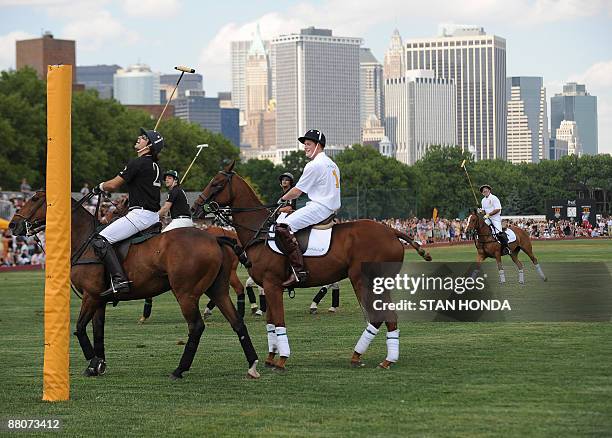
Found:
[113,222,162,262]
[274,214,337,253]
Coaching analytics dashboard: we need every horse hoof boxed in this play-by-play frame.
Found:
[169,372,183,380]
[377,361,393,370]
[272,365,287,373]
[309,308,317,315]
[246,369,261,379]
[264,360,276,369]
[350,361,366,368]
[137,316,148,324]
[83,367,98,377]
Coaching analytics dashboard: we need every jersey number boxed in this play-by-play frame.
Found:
[332,169,339,188]
[152,163,161,187]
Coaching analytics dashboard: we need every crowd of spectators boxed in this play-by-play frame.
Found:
[379,216,612,244]
[1,179,611,266]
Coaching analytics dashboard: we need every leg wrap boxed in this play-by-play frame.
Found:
[266,323,277,354]
[246,286,257,304]
[518,270,525,284]
[354,323,379,355]
[312,287,328,304]
[235,322,258,366]
[237,294,245,319]
[385,329,400,363]
[143,298,153,318]
[331,287,340,308]
[499,269,506,283]
[259,294,267,313]
[177,322,205,372]
[535,263,546,280]
[74,327,94,360]
[275,326,290,358]
[206,300,216,311]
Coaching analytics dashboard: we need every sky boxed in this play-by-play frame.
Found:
[1,0,611,154]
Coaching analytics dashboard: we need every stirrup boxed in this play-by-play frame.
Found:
[100,280,131,298]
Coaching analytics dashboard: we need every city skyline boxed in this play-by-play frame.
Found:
[1,0,610,154]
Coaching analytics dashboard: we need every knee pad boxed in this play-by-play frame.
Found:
[91,235,111,258]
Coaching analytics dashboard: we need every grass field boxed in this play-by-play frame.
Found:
[1,240,611,437]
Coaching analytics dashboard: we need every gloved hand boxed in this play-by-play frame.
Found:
[277,197,287,206]
[92,183,105,195]
[484,213,490,219]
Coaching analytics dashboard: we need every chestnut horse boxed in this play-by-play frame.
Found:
[9,191,259,379]
[465,210,547,284]
[192,162,432,371]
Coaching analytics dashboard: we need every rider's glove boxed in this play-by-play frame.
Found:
[484,214,490,219]
[277,197,287,206]
[92,183,104,195]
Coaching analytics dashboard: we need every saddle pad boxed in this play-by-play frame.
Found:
[267,221,332,257]
[505,228,517,244]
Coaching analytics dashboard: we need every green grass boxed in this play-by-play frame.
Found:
[0,240,611,437]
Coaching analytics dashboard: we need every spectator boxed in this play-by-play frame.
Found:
[20,178,32,194]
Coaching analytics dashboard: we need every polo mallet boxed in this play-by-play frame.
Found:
[153,65,196,131]
[461,159,480,207]
[180,144,208,184]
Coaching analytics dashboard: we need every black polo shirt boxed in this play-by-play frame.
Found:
[167,185,191,219]
[118,155,161,212]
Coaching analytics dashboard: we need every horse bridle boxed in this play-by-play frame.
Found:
[193,170,281,250]
[467,213,497,245]
[11,191,47,236]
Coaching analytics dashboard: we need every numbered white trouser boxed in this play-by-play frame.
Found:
[162,218,194,233]
[99,209,159,244]
[276,201,334,232]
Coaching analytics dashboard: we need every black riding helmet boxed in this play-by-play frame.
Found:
[163,170,179,181]
[278,172,294,183]
[298,129,326,147]
[140,128,165,154]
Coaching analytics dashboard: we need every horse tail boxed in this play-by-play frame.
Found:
[216,236,251,268]
[393,229,432,261]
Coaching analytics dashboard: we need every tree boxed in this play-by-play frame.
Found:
[236,159,284,203]
[281,150,308,179]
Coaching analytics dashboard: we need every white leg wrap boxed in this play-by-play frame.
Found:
[275,326,290,358]
[266,323,277,354]
[535,264,546,280]
[499,269,506,283]
[354,323,379,355]
[385,329,400,363]
[518,270,525,284]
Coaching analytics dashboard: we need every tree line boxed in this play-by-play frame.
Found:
[1,68,611,218]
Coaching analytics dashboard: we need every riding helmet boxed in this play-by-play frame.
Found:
[298,129,326,146]
[140,128,165,154]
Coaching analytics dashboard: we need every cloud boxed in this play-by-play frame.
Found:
[121,0,181,18]
[569,60,612,90]
[0,31,37,71]
[61,9,140,51]
[198,12,306,92]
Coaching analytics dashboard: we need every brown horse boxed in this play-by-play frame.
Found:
[192,162,432,371]
[9,190,260,379]
[106,199,249,322]
[465,210,547,284]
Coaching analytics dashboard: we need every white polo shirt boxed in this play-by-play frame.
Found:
[295,151,341,211]
[481,194,502,220]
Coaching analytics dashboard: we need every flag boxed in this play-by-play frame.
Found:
[433,208,438,222]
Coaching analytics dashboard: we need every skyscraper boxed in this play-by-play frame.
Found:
[385,70,457,165]
[360,48,384,128]
[555,120,582,156]
[160,73,203,98]
[506,76,549,164]
[77,65,121,99]
[383,29,404,80]
[113,64,160,105]
[272,27,361,149]
[245,25,270,115]
[231,33,273,124]
[405,25,507,160]
[16,31,76,82]
[550,82,597,155]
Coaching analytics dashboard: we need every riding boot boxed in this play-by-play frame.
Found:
[92,235,130,297]
[275,224,308,287]
[497,232,510,256]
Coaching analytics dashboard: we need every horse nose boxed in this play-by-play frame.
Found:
[8,221,15,229]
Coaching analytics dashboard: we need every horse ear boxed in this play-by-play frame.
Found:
[224,160,236,173]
